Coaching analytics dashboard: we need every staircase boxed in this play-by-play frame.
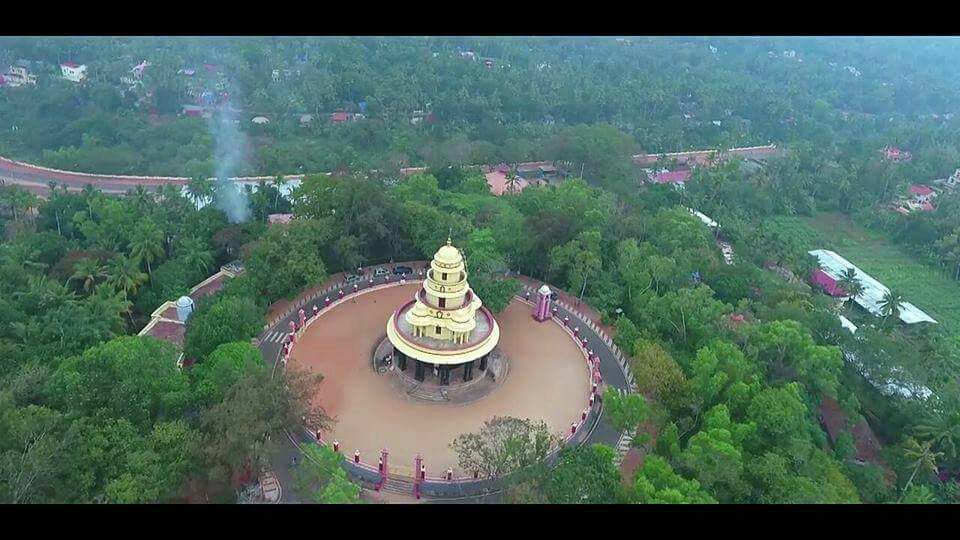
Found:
[378,474,418,497]
[406,383,450,402]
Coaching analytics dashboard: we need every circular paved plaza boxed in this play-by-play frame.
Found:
[289,283,591,477]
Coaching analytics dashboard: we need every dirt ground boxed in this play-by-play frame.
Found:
[290,283,591,477]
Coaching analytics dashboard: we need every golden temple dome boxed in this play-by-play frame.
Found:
[434,238,463,266]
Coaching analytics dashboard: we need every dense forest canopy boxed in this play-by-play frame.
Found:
[3,36,960,505]
[3,36,960,177]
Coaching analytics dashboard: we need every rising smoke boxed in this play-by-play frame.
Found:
[210,97,251,223]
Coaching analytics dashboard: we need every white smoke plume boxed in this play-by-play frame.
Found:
[210,97,251,223]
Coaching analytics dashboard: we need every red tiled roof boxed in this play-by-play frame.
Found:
[189,274,227,302]
[921,201,935,212]
[484,171,529,196]
[820,396,885,466]
[331,112,350,122]
[650,169,692,184]
[144,319,186,348]
[909,184,934,196]
[268,213,294,224]
[810,268,846,297]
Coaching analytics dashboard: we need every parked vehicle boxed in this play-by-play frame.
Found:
[345,273,362,284]
[374,266,389,277]
[394,265,414,276]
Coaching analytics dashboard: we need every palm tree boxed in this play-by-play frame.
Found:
[129,221,165,276]
[131,185,153,211]
[838,266,864,300]
[879,289,904,321]
[177,236,215,275]
[272,175,288,210]
[916,410,960,462]
[89,284,133,334]
[186,176,213,209]
[105,255,148,300]
[70,257,107,293]
[898,437,943,502]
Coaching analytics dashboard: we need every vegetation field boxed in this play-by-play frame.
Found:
[773,212,960,336]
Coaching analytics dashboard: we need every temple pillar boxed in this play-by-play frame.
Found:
[396,350,407,371]
[463,360,474,381]
[440,365,450,386]
[533,285,552,322]
[479,354,488,371]
[415,360,425,382]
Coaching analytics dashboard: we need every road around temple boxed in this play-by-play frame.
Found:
[257,262,633,503]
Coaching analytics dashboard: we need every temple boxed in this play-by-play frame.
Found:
[386,239,500,385]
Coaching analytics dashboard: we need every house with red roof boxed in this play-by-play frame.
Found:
[139,262,244,366]
[882,146,912,162]
[330,111,351,124]
[907,184,936,212]
[647,169,692,186]
[267,213,294,225]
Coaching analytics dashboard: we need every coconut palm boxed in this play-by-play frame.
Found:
[129,221,165,276]
[272,175,289,210]
[838,266,864,300]
[89,284,133,333]
[70,257,107,293]
[177,236,215,275]
[105,255,148,299]
[130,185,153,211]
[916,410,960,461]
[186,176,213,209]
[879,289,904,321]
[898,437,943,502]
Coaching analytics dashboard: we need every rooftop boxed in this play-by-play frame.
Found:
[808,249,937,325]
[650,169,692,184]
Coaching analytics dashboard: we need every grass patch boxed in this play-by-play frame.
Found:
[768,212,960,336]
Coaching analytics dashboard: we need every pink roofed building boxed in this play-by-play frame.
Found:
[330,111,350,123]
[484,170,530,196]
[648,169,692,185]
[909,184,935,201]
[906,184,936,212]
[268,213,294,225]
[882,146,912,162]
[810,268,848,297]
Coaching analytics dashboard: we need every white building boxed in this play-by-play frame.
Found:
[2,66,37,87]
[808,249,938,325]
[60,62,87,83]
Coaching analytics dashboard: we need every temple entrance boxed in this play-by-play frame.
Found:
[373,336,507,404]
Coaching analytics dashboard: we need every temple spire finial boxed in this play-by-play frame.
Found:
[447,227,452,246]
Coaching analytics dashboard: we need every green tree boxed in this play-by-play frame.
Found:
[292,443,360,504]
[837,266,864,300]
[879,289,904,322]
[46,336,191,429]
[548,229,603,303]
[104,254,148,300]
[199,364,327,492]
[546,444,623,504]
[69,257,107,294]
[631,455,716,504]
[603,387,651,435]
[128,221,165,277]
[450,416,559,480]
[183,294,265,361]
